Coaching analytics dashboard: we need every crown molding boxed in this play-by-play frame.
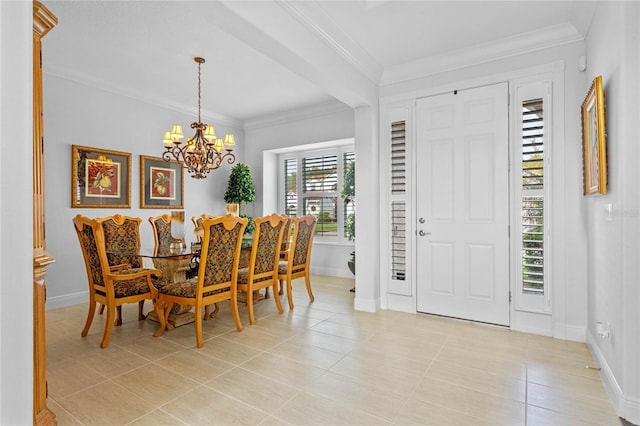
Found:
[278,1,383,85]
[381,23,584,86]
[43,62,244,130]
[244,99,352,131]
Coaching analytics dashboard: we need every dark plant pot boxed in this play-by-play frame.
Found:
[348,251,355,275]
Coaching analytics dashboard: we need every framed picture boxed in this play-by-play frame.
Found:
[71,145,131,208]
[581,75,607,196]
[140,155,184,209]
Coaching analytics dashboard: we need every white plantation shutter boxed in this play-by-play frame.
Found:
[284,158,297,216]
[388,118,410,295]
[391,121,406,194]
[302,154,338,237]
[521,98,544,293]
[391,201,406,281]
[280,145,354,242]
[513,80,551,315]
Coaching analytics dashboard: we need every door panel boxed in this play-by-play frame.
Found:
[416,83,510,326]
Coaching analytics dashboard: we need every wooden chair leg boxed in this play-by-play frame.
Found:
[164,302,176,331]
[81,301,97,337]
[138,300,147,320]
[230,293,243,332]
[286,278,294,310]
[100,305,116,348]
[195,306,204,348]
[115,306,123,326]
[207,303,220,319]
[304,273,314,302]
[98,304,105,315]
[248,285,256,325]
[153,300,167,338]
[272,281,284,315]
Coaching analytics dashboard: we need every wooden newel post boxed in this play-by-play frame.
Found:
[33,2,57,425]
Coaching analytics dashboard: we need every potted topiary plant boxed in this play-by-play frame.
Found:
[224,163,256,236]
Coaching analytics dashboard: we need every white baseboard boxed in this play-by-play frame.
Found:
[564,324,587,342]
[310,266,353,279]
[622,397,640,426]
[386,294,415,313]
[587,329,639,425]
[511,322,553,337]
[353,296,377,312]
[46,291,88,310]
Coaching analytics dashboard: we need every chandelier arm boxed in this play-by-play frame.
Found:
[224,152,236,165]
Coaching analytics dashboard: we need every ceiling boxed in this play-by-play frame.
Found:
[42,1,595,126]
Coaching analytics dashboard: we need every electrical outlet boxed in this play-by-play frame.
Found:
[596,321,611,339]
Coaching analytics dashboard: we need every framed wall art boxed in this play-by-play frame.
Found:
[581,75,607,196]
[71,145,131,208]
[140,155,184,209]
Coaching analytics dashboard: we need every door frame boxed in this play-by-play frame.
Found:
[379,61,567,338]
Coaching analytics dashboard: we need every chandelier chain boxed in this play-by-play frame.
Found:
[197,60,202,124]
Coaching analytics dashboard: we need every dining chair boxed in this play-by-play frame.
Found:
[97,214,149,324]
[265,215,292,298]
[237,213,286,325]
[73,214,161,348]
[150,213,219,321]
[153,214,247,348]
[149,214,185,248]
[191,214,210,242]
[191,213,221,317]
[277,215,317,310]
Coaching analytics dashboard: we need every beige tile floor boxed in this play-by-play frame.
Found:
[46,275,622,425]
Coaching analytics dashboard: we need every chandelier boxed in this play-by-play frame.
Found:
[162,57,236,179]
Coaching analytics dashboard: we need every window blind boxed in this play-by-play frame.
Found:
[521,98,544,293]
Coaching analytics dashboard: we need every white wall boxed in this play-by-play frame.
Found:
[244,102,357,279]
[0,1,35,423]
[43,75,244,307]
[583,2,640,423]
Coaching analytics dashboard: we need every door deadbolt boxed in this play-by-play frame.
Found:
[418,217,425,224]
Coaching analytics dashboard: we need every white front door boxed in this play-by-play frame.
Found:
[415,83,510,326]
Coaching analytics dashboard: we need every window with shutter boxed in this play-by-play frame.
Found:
[284,158,297,216]
[521,98,545,294]
[390,119,408,288]
[280,145,355,242]
[303,154,338,236]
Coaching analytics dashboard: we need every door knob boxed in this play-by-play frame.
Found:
[418,230,431,236]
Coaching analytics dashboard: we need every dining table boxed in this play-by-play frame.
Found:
[105,239,264,327]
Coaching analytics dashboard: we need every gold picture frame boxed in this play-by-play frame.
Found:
[71,145,131,208]
[581,75,607,196]
[140,155,184,209]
